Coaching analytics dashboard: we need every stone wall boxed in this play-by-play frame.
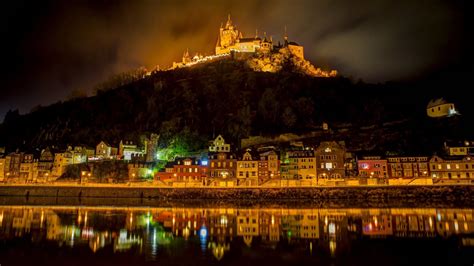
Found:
[0,185,472,205]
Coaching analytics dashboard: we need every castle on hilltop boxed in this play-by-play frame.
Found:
[215,15,304,59]
[171,15,337,77]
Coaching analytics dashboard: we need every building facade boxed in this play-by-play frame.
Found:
[387,156,429,178]
[209,135,231,153]
[258,150,280,182]
[444,141,474,156]
[286,150,316,179]
[96,141,118,159]
[237,149,259,186]
[429,155,474,179]
[358,156,388,178]
[315,141,346,179]
[172,157,208,184]
[426,98,457,118]
[119,140,144,161]
[208,152,237,186]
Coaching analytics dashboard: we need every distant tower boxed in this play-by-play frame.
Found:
[284,26,289,46]
[145,133,159,162]
[182,49,191,64]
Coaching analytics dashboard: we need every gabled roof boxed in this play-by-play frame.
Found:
[427,98,450,108]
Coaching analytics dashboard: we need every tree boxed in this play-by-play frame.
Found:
[258,88,279,125]
[282,107,297,128]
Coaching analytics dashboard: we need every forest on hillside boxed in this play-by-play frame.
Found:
[0,59,472,154]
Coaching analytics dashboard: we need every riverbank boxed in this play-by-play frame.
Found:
[0,185,472,207]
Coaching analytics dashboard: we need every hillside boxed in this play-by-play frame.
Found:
[0,59,472,154]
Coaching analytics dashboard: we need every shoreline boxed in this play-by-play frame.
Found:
[0,185,472,207]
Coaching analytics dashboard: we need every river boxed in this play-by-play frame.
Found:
[0,202,473,265]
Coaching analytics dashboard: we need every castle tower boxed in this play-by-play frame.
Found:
[182,49,191,64]
[215,14,240,55]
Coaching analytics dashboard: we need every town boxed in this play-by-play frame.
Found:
[1,133,473,187]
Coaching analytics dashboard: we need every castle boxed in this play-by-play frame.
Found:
[171,15,337,77]
[215,15,304,59]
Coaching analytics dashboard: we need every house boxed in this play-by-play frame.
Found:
[209,135,231,153]
[358,156,388,178]
[154,162,175,182]
[52,147,87,178]
[96,141,118,159]
[429,155,474,179]
[237,149,259,186]
[444,141,474,156]
[387,156,429,178]
[286,149,316,180]
[258,150,280,182]
[74,146,95,159]
[119,140,144,161]
[3,151,23,179]
[426,98,458,118]
[315,141,346,179]
[19,153,38,183]
[208,152,237,187]
[168,157,208,186]
[37,147,55,182]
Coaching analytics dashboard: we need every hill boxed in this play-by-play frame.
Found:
[0,59,472,154]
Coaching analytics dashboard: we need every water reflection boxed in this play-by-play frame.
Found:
[0,206,473,263]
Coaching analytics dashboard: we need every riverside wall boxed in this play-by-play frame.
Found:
[0,185,473,204]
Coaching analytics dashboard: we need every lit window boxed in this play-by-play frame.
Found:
[325,163,333,169]
[455,164,459,169]
[447,164,451,170]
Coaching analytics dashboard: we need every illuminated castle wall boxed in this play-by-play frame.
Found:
[215,15,304,59]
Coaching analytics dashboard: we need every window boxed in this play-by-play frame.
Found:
[447,164,451,170]
[321,163,324,169]
[438,164,442,170]
[211,162,214,167]
[456,164,459,169]
[325,162,333,169]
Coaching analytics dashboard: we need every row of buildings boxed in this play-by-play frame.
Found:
[1,134,473,185]
[0,134,159,183]
[155,135,474,187]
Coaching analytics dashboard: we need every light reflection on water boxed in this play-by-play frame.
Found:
[0,206,473,265]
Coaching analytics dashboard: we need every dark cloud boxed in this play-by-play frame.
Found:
[0,0,471,119]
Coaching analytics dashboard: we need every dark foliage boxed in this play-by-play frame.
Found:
[0,59,472,154]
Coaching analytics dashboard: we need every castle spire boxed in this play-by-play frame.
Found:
[226,14,232,28]
[284,25,289,46]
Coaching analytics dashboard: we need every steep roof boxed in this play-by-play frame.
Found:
[427,98,449,108]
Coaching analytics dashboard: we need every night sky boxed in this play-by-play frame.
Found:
[1,0,472,120]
